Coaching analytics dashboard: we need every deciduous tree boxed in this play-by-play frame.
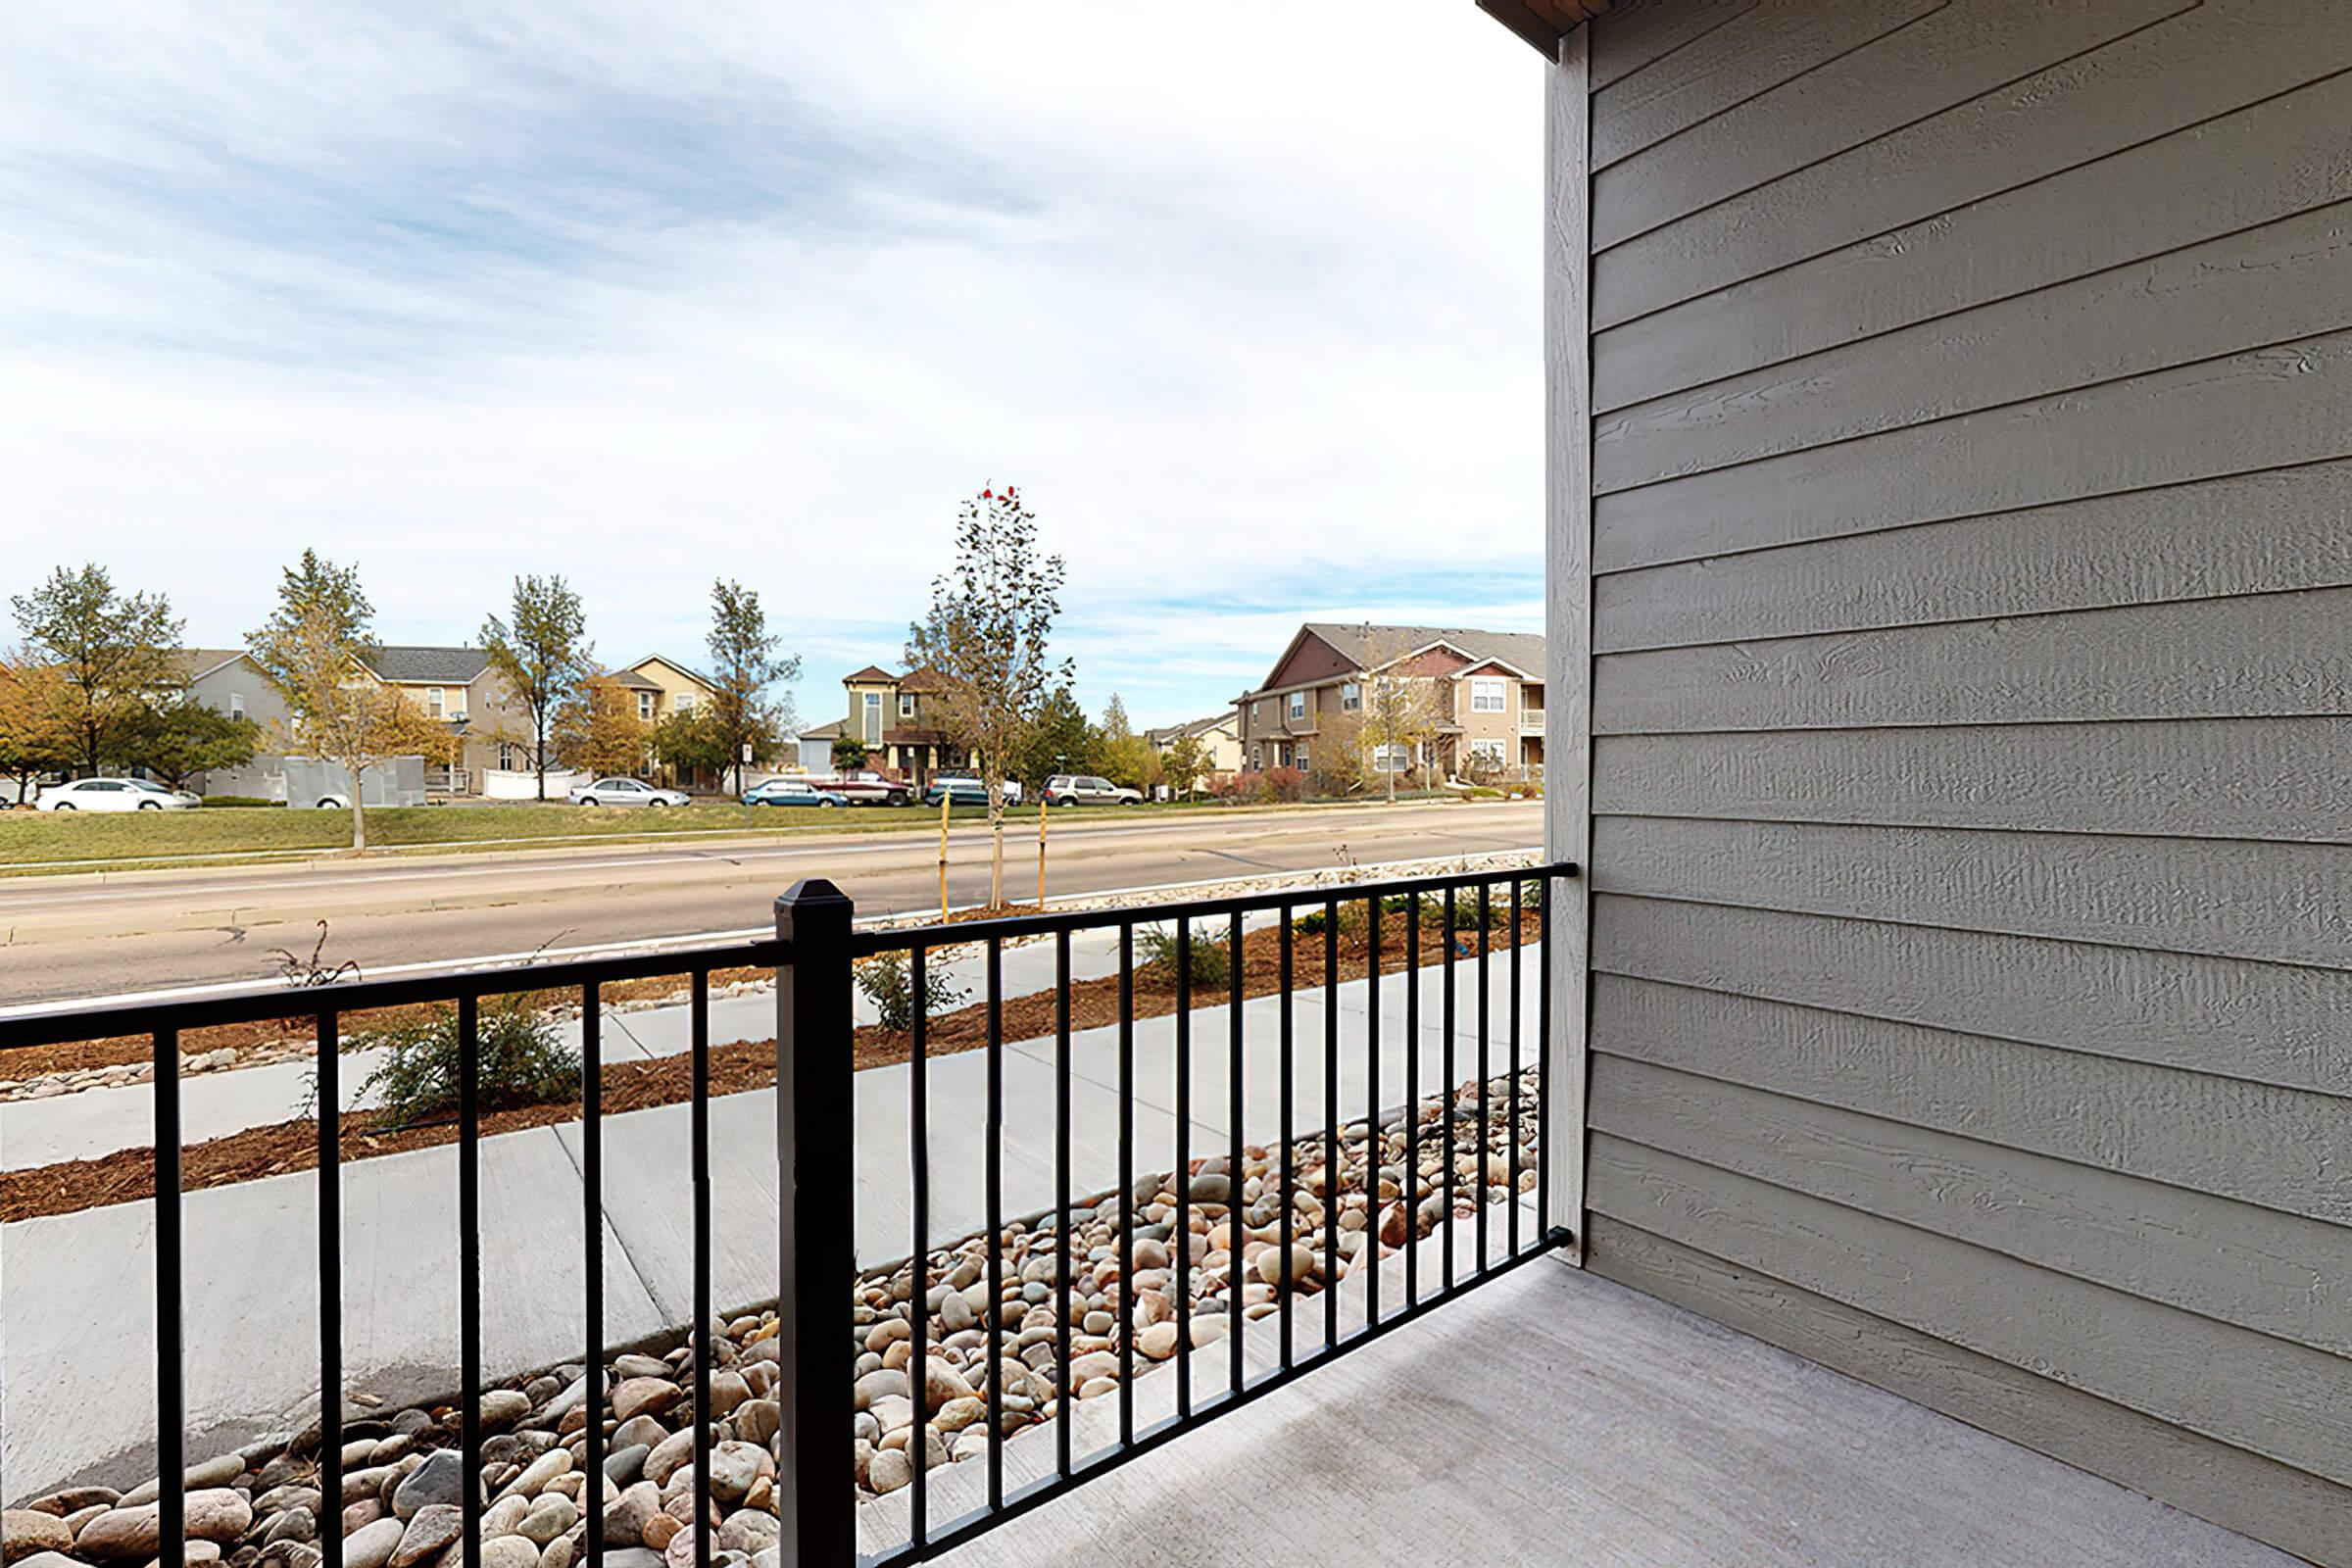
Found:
[554,672,651,778]
[1352,625,1445,805]
[482,574,593,801]
[9,564,183,776]
[248,552,449,852]
[0,654,76,806]
[1159,734,1209,800]
[906,482,1071,906]
[125,702,262,790]
[705,579,798,796]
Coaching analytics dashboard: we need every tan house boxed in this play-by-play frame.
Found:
[1234,622,1544,784]
[828,664,969,786]
[1144,712,1243,783]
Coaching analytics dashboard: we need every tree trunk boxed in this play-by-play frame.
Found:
[987,795,1004,908]
[350,767,368,854]
[536,719,548,801]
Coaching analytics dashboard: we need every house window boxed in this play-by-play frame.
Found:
[228,692,245,719]
[864,692,882,739]
[1470,677,1506,712]
[1469,739,1506,766]
[1373,744,1408,773]
[1288,692,1305,721]
[1296,743,1309,772]
[900,694,915,718]
[1251,744,1262,769]
[675,693,696,714]
[638,692,656,721]
[499,742,517,770]
[1251,700,1263,721]
[1341,681,1360,711]
[426,687,445,717]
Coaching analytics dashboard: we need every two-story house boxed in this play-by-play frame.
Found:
[1144,712,1243,784]
[804,664,969,786]
[1234,622,1546,784]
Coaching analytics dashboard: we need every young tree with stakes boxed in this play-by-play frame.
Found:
[248,551,452,852]
[907,482,1071,907]
[482,574,593,801]
[1353,624,1446,805]
[9,564,183,777]
[705,578,799,797]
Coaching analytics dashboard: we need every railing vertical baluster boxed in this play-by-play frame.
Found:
[1322,899,1338,1352]
[1117,921,1135,1450]
[1227,911,1245,1392]
[317,1011,343,1568]
[581,985,603,1568]
[1278,906,1295,1372]
[458,993,481,1568]
[1477,880,1493,1273]
[1404,905,1420,1309]
[155,1026,184,1568]
[1509,878,1524,1258]
[1054,931,1074,1480]
[774,880,856,1566]
[985,935,1004,1512]
[1537,874,1552,1242]
[1363,894,1380,1330]
[1174,916,1193,1417]
[690,968,712,1568]
[909,943,930,1551]
[1442,886,1457,1295]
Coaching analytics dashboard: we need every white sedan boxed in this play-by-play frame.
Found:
[36,778,203,812]
[567,777,691,808]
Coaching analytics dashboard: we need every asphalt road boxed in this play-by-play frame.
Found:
[0,800,1543,1006]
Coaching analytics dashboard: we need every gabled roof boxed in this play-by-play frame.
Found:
[601,668,663,691]
[625,654,718,691]
[799,719,846,741]
[1147,712,1238,746]
[173,648,258,683]
[897,664,956,695]
[842,664,898,685]
[1247,623,1546,695]
[368,645,493,684]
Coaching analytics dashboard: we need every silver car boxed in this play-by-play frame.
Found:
[567,777,691,808]
[35,777,202,811]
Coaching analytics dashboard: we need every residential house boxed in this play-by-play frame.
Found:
[177,649,287,738]
[1233,623,1544,784]
[830,664,969,786]
[1143,712,1243,783]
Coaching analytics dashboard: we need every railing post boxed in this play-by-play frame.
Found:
[775,879,857,1566]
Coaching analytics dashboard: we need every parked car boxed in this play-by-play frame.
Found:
[1044,773,1144,807]
[742,778,848,808]
[807,770,912,807]
[922,774,1023,808]
[35,777,201,812]
[567,777,691,808]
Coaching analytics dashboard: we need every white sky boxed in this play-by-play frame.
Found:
[0,1,1545,731]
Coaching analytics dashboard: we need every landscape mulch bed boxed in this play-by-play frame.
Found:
[1,908,1538,1224]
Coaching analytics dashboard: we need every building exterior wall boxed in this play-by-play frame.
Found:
[185,657,289,737]
[1551,4,2352,1560]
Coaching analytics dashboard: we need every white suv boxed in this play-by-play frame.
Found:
[1044,774,1144,807]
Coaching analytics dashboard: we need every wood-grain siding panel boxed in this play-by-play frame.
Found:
[1590,0,1940,170]
[1593,719,2352,844]
[1592,975,2352,1226]
[1587,1218,2352,1565]
[1592,0,2352,326]
[1591,0,2189,250]
[1593,329,2352,572]
[1592,462,2352,652]
[1592,1055,2352,1354]
[1592,894,2352,1097]
[1591,815,2352,971]
[1594,201,2352,491]
[1588,1135,2352,1483]
[1593,69,2352,412]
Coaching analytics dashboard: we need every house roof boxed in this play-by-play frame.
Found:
[1477,0,1611,56]
[624,654,718,691]
[897,664,956,695]
[1248,623,1546,696]
[1147,713,1237,746]
[602,668,663,691]
[368,645,492,684]
[799,719,846,741]
[842,664,898,685]
[173,648,256,683]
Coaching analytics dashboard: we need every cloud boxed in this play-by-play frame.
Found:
[0,0,1544,730]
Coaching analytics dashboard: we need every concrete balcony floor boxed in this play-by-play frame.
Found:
[911,1259,2293,1568]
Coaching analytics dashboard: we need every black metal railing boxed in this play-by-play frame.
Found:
[0,858,1577,1567]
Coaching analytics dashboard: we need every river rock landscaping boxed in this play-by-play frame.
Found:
[2,1061,1536,1564]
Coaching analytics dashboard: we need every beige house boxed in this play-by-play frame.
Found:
[1234,623,1544,784]
[828,664,968,786]
[1144,712,1243,782]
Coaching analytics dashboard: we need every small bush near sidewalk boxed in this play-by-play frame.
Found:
[200,796,281,808]
[343,994,580,1125]
[856,950,972,1032]
[1137,922,1232,990]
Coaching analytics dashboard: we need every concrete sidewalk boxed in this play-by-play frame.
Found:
[0,946,1543,1502]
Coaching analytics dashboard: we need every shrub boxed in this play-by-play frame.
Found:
[856,950,971,1032]
[1137,922,1232,990]
[201,796,281,808]
[343,994,579,1126]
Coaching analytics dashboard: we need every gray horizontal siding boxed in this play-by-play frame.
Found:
[1592,894,2352,1097]
[1588,1218,2352,1567]
[1592,1054,2352,1355]
[1592,68,2352,411]
[1592,460,2352,652]
[1593,0,2352,326]
[1592,975,2352,1227]
[1577,0,2352,1551]
[1588,0,1758,90]
[1588,1136,2352,1483]
[1594,720,2352,843]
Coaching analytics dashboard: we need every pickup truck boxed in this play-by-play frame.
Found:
[807,770,912,807]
